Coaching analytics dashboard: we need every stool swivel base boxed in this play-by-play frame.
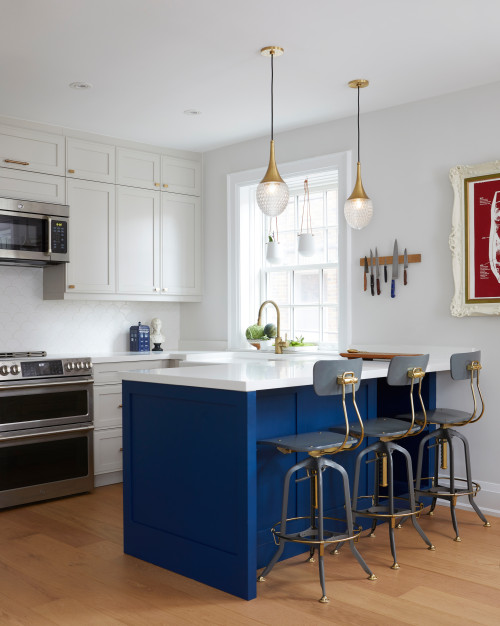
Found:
[416,423,490,541]
[257,454,376,603]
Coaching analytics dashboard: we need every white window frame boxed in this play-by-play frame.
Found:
[227,151,352,351]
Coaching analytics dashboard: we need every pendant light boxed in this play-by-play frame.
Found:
[344,79,373,230]
[256,46,289,217]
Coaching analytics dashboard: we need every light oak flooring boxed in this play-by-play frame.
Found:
[0,484,498,625]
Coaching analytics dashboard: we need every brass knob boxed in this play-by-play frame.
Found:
[68,285,75,289]
[119,447,123,452]
[162,287,168,292]
[163,184,168,188]
[154,182,160,187]
[118,404,123,408]
[153,287,160,292]
[68,169,75,174]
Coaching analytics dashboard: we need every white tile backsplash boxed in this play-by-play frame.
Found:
[0,267,180,353]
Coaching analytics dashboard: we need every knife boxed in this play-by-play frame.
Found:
[375,247,381,295]
[364,256,368,291]
[404,248,408,285]
[369,249,375,296]
[391,239,399,298]
[384,259,388,283]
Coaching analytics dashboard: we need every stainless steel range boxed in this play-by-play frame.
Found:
[0,351,94,509]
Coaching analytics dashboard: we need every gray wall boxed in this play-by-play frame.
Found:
[182,81,500,509]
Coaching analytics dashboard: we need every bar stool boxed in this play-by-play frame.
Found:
[257,359,376,603]
[409,351,490,540]
[349,355,435,570]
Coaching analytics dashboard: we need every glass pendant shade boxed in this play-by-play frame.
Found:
[344,162,373,229]
[256,140,289,216]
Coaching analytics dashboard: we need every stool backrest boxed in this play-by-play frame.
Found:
[313,358,362,396]
[387,354,429,439]
[313,358,364,452]
[386,354,429,386]
[450,350,481,380]
[450,350,484,425]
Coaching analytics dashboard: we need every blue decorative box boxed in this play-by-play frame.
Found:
[129,322,150,352]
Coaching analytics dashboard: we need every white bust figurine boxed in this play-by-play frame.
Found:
[150,318,165,351]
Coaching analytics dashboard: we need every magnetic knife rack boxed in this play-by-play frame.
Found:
[359,253,421,267]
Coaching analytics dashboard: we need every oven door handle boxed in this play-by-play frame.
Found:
[0,379,94,391]
[0,425,94,441]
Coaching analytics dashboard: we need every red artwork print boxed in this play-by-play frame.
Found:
[470,177,500,299]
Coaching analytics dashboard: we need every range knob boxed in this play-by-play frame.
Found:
[10,364,20,375]
[0,365,9,376]
[66,362,75,371]
[84,362,92,370]
[75,361,84,370]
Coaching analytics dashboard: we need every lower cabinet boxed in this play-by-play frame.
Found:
[93,359,170,486]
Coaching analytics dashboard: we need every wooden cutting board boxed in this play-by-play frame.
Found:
[339,349,423,361]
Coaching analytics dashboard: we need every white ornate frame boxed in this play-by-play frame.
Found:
[450,159,500,316]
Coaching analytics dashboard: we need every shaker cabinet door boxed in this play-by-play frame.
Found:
[116,148,161,190]
[161,156,201,196]
[66,179,116,293]
[0,123,65,176]
[66,138,115,183]
[160,193,201,296]
[116,186,160,294]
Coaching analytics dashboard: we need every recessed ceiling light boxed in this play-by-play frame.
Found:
[69,82,93,90]
[184,109,201,116]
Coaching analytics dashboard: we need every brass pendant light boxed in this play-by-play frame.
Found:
[256,46,289,217]
[344,79,373,230]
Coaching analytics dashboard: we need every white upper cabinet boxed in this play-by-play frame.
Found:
[116,186,160,294]
[65,178,116,293]
[66,138,115,183]
[160,193,201,295]
[0,167,66,204]
[0,124,65,176]
[116,148,161,190]
[161,156,201,196]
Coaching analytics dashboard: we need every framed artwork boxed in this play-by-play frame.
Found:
[450,159,500,316]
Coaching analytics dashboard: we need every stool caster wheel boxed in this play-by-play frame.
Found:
[484,522,491,527]
[391,562,400,570]
[454,536,461,542]
[257,576,266,582]
[319,595,330,604]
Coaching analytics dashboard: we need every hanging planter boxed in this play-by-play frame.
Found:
[266,217,282,264]
[298,179,315,257]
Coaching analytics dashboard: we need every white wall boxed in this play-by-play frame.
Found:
[0,266,180,353]
[182,80,500,512]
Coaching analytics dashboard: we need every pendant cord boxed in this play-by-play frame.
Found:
[357,86,360,163]
[271,52,274,141]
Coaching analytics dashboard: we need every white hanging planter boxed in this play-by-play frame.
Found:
[298,178,316,257]
[266,240,282,264]
[298,232,315,257]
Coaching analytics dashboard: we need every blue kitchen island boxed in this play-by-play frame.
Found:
[120,351,445,600]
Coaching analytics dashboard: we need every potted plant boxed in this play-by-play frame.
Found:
[284,335,319,352]
[266,221,282,265]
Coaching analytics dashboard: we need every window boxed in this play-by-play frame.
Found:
[228,152,351,351]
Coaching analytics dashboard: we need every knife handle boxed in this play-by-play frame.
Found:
[391,279,396,298]
[384,266,388,283]
[404,269,407,286]
[376,278,381,295]
[370,275,374,296]
[364,273,367,291]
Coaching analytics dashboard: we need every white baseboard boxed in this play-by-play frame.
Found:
[94,471,123,488]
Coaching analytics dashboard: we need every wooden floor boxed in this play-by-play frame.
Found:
[0,485,498,625]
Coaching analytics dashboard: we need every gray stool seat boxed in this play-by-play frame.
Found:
[347,417,421,439]
[400,408,471,426]
[259,430,357,453]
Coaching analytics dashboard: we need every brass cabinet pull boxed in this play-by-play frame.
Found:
[68,284,75,289]
[119,447,123,452]
[68,169,75,173]
[163,184,168,188]
[154,182,160,187]
[118,404,123,408]
[4,159,29,166]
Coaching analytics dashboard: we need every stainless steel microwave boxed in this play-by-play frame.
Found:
[0,197,69,266]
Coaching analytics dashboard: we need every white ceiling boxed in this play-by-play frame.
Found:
[1,0,500,153]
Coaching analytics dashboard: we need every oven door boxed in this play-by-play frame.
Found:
[0,377,93,433]
[0,423,94,508]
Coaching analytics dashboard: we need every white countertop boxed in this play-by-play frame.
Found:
[118,347,461,392]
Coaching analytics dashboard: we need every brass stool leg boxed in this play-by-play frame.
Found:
[308,470,317,562]
[386,447,399,569]
[447,431,461,541]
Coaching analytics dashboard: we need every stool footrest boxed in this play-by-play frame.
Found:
[353,495,423,519]
[271,516,362,546]
[416,477,480,499]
